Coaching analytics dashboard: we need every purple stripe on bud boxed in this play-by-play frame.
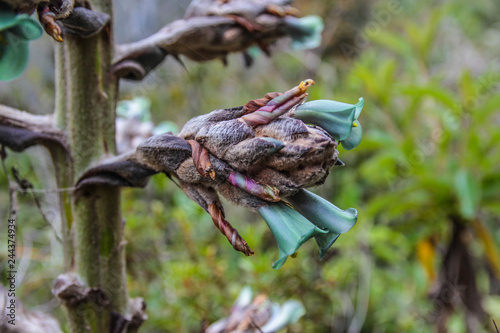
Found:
[229,171,280,202]
[241,95,305,126]
[240,79,314,126]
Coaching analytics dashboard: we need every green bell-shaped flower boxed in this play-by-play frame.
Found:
[340,119,362,150]
[293,98,364,150]
[258,202,328,269]
[287,189,357,259]
[0,5,42,81]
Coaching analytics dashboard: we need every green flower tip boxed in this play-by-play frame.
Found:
[284,15,324,50]
[294,97,364,150]
[0,7,42,81]
[258,202,327,269]
[259,191,358,269]
[287,190,357,260]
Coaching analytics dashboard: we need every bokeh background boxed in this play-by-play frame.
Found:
[1,0,500,332]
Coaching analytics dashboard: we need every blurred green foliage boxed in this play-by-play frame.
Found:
[1,0,500,332]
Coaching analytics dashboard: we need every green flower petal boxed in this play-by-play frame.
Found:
[258,202,328,269]
[0,8,42,81]
[0,8,42,40]
[0,7,17,30]
[284,15,324,50]
[353,98,364,119]
[294,98,364,141]
[10,17,43,40]
[0,38,29,81]
[340,120,362,150]
[287,189,357,260]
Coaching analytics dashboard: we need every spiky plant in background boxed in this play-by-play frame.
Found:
[78,79,364,269]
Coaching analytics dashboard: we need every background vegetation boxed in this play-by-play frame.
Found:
[1,0,499,332]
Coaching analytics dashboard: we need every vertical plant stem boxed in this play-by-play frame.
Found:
[53,41,84,331]
[66,307,89,333]
[52,0,130,330]
[53,42,74,272]
[55,43,68,131]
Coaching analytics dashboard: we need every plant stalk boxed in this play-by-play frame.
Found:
[52,0,131,330]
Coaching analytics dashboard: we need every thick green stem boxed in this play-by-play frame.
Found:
[66,32,126,333]
[49,146,74,271]
[66,305,89,333]
[96,186,127,312]
[52,0,131,330]
[54,43,68,131]
[53,42,74,272]
[53,42,82,332]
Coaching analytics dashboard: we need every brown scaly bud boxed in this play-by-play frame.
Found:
[130,79,339,257]
[176,79,336,198]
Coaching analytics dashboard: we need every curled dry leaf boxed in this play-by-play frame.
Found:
[0,105,70,154]
[56,6,109,38]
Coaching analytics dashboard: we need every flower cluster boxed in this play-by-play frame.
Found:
[134,79,363,268]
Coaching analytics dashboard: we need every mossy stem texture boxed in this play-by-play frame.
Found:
[52,0,130,330]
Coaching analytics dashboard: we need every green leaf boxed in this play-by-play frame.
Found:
[399,84,457,110]
[258,202,328,269]
[294,98,364,142]
[459,70,474,110]
[368,31,413,58]
[357,130,395,152]
[287,189,357,259]
[471,93,500,124]
[454,169,481,219]
[420,10,443,59]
